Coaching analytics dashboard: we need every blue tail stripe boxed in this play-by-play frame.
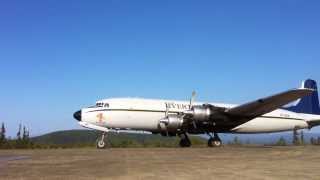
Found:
[284,79,320,115]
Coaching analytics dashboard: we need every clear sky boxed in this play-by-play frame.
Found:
[0,0,320,137]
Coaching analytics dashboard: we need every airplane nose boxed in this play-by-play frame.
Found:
[73,110,81,121]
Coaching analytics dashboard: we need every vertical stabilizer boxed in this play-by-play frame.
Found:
[284,79,320,115]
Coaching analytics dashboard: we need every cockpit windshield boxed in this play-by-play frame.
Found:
[96,102,104,107]
[88,102,109,108]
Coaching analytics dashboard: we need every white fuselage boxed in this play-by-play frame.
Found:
[80,98,320,134]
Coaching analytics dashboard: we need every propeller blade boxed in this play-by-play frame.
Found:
[165,105,169,117]
[190,91,196,108]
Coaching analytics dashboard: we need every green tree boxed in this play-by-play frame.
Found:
[17,124,21,140]
[0,122,6,148]
[276,137,287,146]
[15,124,22,148]
[0,123,5,139]
[22,126,27,141]
[293,128,299,145]
[300,131,304,145]
[233,136,241,145]
[310,137,316,145]
[21,126,32,148]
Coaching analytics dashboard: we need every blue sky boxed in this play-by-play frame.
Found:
[0,0,319,136]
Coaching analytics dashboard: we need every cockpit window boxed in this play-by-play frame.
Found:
[96,102,103,107]
[94,102,109,108]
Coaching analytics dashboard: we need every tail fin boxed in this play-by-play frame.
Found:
[283,79,320,115]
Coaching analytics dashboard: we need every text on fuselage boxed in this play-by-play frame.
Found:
[165,102,190,110]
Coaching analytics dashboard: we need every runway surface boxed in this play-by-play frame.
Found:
[0,155,29,169]
[1,146,320,180]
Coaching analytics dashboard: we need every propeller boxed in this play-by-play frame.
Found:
[189,91,198,128]
[165,104,169,117]
[189,91,196,108]
[160,91,197,132]
[159,104,170,132]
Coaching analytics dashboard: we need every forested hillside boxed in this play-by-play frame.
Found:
[31,129,206,148]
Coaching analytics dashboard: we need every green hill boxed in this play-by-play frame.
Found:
[31,129,206,148]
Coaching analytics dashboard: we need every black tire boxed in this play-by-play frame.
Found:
[179,138,191,147]
[208,138,214,147]
[213,140,222,147]
[208,137,222,147]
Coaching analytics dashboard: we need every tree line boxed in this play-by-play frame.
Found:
[222,129,320,146]
[2,122,320,149]
[0,122,33,149]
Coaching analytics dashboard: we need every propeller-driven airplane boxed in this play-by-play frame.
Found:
[73,79,320,148]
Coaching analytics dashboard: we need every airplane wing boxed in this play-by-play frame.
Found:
[225,88,314,118]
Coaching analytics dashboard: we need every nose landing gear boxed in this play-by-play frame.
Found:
[96,132,110,149]
[207,132,222,147]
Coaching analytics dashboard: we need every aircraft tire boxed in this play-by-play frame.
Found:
[96,138,108,149]
[208,138,222,147]
[179,135,191,147]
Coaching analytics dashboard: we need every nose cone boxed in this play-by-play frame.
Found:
[73,110,82,121]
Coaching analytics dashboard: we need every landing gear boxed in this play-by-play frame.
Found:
[179,133,191,147]
[96,132,109,149]
[207,132,222,147]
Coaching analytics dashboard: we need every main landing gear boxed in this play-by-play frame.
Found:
[207,132,222,147]
[178,133,222,148]
[96,132,109,149]
[179,133,191,147]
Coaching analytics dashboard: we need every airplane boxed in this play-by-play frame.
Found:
[73,79,320,148]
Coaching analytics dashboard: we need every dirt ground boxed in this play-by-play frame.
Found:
[0,146,320,180]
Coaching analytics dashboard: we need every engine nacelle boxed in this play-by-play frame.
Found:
[185,104,227,122]
[159,114,184,132]
[190,105,212,121]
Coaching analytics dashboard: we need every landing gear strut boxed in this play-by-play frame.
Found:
[179,133,191,147]
[96,132,109,149]
[207,132,222,147]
